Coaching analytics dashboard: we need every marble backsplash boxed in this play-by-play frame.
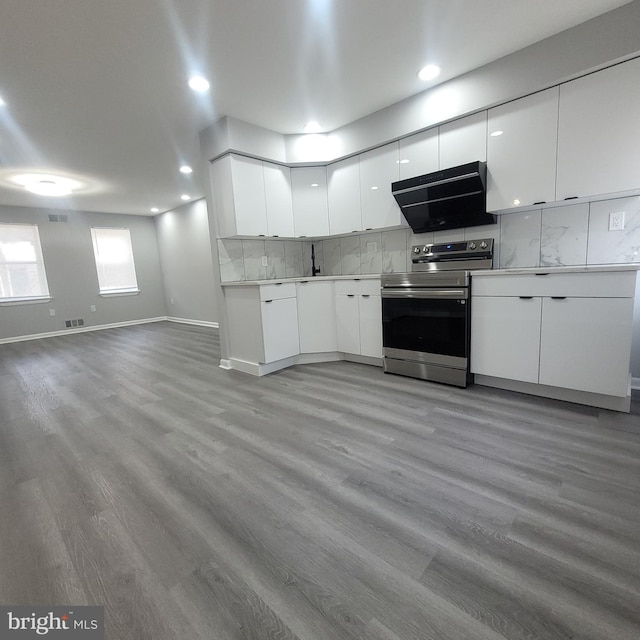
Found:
[218,195,640,281]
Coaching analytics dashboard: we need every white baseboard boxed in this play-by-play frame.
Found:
[166,316,219,329]
[632,377,640,391]
[219,359,232,370]
[0,317,169,345]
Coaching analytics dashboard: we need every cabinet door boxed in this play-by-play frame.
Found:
[359,294,382,358]
[335,294,360,354]
[296,281,337,353]
[398,129,439,179]
[263,162,294,237]
[439,111,487,168]
[261,297,299,363]
[291,166,329,237]
[556,57,640,200]
[327,156,362,235]
[487,88,558,212]
[230,155,268,236]
[359,142,401,230]
[470,296,541,383]
[539,297,634,396]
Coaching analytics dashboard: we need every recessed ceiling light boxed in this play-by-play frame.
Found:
[150,207,159,213]
[181,194,190,201]
[417,64,441,81]
[179,165,193,174]
[12,174,79,197]
[490,130,504,137]
[310,183,319,187]
[371,186,379,190]
[0,96,5,107]
[188,76,210,92]
[303,121,322,133]
[397,159,410,164]
[513,199,521,206]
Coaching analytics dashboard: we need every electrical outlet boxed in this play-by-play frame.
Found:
[90,305,96,312]
[609,211,625,231]
[366,241,377,254]
[261,255,268,267]
[49,309,55,317]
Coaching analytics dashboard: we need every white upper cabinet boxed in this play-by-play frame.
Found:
[439,111,487,168]
[230,155,268,236]
[327,156,362,235]
[556,57,640,200]
[486,87,559,212]
[397,129,439,179]
[263,162,294,237]
[359,142,401,230]
[291,166,329,237]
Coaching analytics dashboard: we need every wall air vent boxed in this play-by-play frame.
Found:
[65,318,85,328]
[48,214,68,223]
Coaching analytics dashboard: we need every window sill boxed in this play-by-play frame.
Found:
[0,296,52,307]
[99,289,141,298]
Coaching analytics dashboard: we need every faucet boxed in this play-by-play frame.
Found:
[311,243,321,276]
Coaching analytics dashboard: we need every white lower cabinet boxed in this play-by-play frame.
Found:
[296,280,337,352]
[261,296,299,363]
[335,279,382,358]
[471,271,636,399]
[470,296,541,383]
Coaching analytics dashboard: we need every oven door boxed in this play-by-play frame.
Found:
[381,287,470,369]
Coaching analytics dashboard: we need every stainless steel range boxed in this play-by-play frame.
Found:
[381,238,493,388]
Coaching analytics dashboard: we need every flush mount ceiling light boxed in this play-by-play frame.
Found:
[0,96,6,107]
[12,173,80,197]
[181,194,190,201]
[188,76,210,92]
[417,64,440,81]
[303,121,322,133]
[179,165,193,174]
[490,130,504,137]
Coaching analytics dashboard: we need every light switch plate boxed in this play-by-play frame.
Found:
[49,309,55,317]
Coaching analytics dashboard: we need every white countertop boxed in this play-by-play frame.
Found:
[472,263,640,276]
[221,274,382,287]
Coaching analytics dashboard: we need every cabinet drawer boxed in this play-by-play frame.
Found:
[472,271,636,298]
[335,278,381,296]
[259,282,296,301]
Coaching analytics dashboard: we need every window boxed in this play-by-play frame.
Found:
[0,224,50,301]
[91,227,139,294]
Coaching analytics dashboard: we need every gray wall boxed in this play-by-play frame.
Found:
[0,205,167,340]
[154,199,217,324]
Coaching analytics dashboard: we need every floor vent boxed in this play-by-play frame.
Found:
[65,318,85,328]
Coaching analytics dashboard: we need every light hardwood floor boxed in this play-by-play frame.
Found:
[1,321,639,639]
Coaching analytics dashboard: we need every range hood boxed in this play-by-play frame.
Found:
[392,161,496,233]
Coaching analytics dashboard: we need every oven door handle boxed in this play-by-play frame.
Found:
[381,288,468,299]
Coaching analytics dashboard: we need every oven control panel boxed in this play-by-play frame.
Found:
[411,238,494,271]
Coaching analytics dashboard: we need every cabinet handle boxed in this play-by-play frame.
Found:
[551,296,567,300]
[533,201,546,205]
[275,282,283,286]
[347,294,355,298]
[564,196,578,200]
[535,273,550,276]
[519,296,533,300]
[300,280,309,283]
[362,294,370,298]
[264,299,273,303]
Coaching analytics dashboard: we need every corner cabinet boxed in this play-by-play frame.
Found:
[470,271,637,410]
[327,156,362,235]
[291,166,330,237]
[359,143,401,230]
[296,280,337,352]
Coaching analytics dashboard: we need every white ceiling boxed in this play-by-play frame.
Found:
[0,0,632,216]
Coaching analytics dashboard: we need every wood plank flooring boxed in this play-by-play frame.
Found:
[1,321,639,639]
